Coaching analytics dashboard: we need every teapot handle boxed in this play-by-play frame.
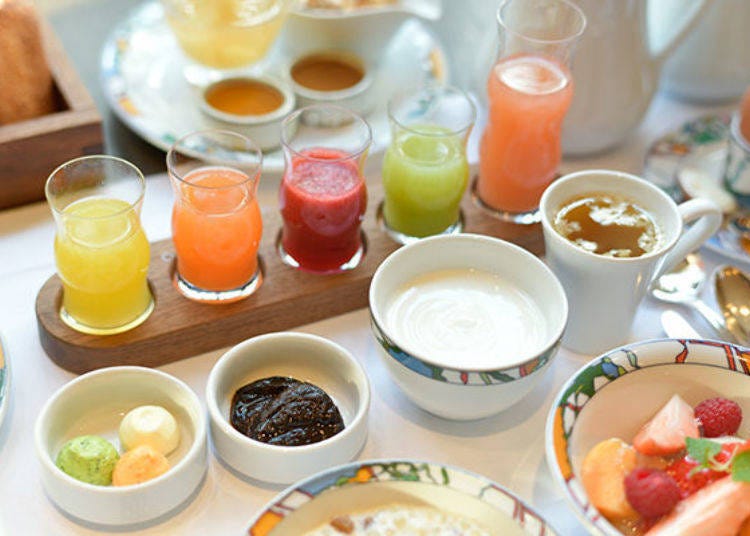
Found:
[648,0,714,67]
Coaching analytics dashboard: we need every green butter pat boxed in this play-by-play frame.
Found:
[56,435,119,486]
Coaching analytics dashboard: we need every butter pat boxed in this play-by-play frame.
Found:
[112,445,170,486]
[119,405,179,455]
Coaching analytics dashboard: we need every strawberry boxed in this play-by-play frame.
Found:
[666,441,745,498]
[633,394,700,456]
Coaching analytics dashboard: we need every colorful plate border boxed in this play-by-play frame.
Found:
[545,338,750,536]
[247,459,557,535]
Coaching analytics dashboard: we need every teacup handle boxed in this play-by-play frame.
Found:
[654,198,723,280]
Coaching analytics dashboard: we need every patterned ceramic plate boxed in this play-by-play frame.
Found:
[546,338,750,536]
[0,335,9,431]
[247,459,557,535]
[100,1,448,173]
[643,114,750,265]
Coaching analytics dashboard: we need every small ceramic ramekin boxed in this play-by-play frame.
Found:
[369,233,568,420]
[206,332,370,485]
[199,75,295,151]
[289,50,375,126]
[246,458,559,534]
[34,367,207,526]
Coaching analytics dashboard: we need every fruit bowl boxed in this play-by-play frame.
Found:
[545,338,750,535]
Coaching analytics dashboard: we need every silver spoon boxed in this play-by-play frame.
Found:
[651,253,736,342]
[714,265,750,346]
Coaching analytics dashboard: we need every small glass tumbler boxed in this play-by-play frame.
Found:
[279,105,372,273]
[380,85,476,244]
[167,130,263,303]
[474,0,586,224]
[724,113,750,205]
[45,156,154,335]
[161,0,290,85]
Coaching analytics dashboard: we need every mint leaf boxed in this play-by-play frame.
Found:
[686,437,722,466]
[732,451,750,482]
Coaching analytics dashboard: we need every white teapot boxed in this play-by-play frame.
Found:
[561,0,713,155]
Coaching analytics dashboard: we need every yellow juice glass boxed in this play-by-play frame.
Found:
[46,156,154,335]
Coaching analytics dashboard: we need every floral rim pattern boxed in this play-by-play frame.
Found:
[247,459,555,535]
[370,314,557,385]
[0,335,8,430]
[548,338,750,535]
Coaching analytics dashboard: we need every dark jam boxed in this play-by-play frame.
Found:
[230,376,345,446]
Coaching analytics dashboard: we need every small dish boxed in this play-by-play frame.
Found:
[199,76,295,151]
[369,233,567,420]
[206,332,370,485]
[546,338,750,536]
[246,458,558,535]
[0,334,10,432]
[643,114,750,265]
[34,366,207,527]
[289,50,375,125]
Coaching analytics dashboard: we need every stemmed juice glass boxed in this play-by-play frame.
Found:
[278,105,372,273]
[381,85,476,244]
[161,0,290,84]
[474,0,586,224]
[167,130,263,303]
[46,156,154,335]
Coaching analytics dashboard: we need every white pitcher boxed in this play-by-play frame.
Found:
[561,0,712,155]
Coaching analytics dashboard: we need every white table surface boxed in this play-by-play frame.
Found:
[0,92,744,535]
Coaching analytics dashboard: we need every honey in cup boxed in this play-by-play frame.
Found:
[205,78,285,116]
[553,193,662,258]
[291,53,365,92]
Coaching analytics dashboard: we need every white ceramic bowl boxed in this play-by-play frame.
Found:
[246,458,558,534]
[288,50,375,124]
[545,338,750,536]
[34,367,207,526]
[198,76,295,151]
[369,233,568,420]
[206,332,370,485]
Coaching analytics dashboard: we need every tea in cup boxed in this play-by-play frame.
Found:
[540,170,722,355]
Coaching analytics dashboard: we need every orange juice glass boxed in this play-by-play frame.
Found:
[475,0,586,224]
[167,130,263,303]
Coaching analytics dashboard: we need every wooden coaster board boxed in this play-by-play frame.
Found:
[36,181,544,374]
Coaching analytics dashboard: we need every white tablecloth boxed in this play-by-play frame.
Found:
[0,92,743,535]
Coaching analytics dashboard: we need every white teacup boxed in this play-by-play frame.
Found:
[540,170,722,355]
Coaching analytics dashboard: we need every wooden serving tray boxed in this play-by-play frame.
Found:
[36,181,544,374]
[0,19,103,210]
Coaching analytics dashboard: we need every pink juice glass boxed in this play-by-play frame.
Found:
[278,105,371,273]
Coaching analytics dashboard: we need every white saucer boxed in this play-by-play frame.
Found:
[643,114,750,266]
[100,1,448,173]
[0,335,10,432]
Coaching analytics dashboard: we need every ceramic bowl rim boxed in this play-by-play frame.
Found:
[206,331,371,455]
[34,366,206,494]
[289,49,375,101]
[544,337,750,536]
[245,457,559,534]
[199,75,296,126]
[368,233,568,375]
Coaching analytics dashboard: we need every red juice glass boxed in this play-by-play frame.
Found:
[279,105,372,273]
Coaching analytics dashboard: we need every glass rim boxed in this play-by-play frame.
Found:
[167,129,263,191]
[45,155,146,219]
[496,0,586,46]
[280,104,373,163]
[387,84,477,138]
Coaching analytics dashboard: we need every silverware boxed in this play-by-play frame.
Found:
[650,253,736,342]
[660,310,701,339]
[714,265,750,346]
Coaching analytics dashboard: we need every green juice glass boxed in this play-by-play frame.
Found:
[380,85,476,244]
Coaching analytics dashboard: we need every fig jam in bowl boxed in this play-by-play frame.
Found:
[369,233,567,420]
[246,458,558,535]
[206,332,370,485]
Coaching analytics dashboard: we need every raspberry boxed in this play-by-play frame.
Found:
[624,468,681,518]
[694,397,742,437]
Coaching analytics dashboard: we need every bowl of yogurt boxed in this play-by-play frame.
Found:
[369,233,567,420]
